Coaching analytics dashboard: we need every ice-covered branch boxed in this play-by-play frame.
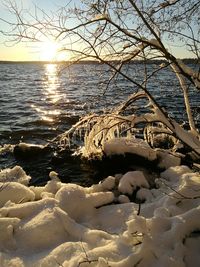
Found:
[171,63,199,135]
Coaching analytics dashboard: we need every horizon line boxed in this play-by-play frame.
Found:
[0,58,197,64]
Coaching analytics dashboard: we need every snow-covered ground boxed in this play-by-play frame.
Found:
[0,157,200,267]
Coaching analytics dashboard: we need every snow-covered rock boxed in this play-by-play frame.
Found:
[157,150,181,169]
[136,188,154,202]
[89,176,116,193]
[103,137,157,161]
[118,171,149,195]
[0,182,35,207]
[55,183,114,222]
[0,165,31,185]
[161,165,192,181]
[118,194,130,203]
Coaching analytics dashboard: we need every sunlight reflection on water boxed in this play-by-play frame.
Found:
[44,63,61,104]
[31,64,62,122]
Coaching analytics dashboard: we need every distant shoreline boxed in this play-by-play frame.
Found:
[0,58,198,64]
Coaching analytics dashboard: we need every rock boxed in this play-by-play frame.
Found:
[14,143,49,159]
[103,137,157,161]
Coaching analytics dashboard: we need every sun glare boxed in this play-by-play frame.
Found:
[40,41,58,61]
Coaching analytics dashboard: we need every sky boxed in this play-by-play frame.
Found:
[0,0,68,61]
[0,0,197,61]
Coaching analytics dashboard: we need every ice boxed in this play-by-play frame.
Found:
[0,163,199,267]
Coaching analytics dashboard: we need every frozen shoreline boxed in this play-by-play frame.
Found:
[0,158,200,267]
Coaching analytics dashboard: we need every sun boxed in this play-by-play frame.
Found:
[40,41,59,61]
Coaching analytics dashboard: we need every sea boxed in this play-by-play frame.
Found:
[0,62,199,185]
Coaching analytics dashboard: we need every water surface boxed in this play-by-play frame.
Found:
[0,62,199,185]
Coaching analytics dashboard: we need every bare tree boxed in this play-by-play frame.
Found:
[1,0,200,160]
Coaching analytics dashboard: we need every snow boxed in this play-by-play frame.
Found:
[156,150,182,169]
[93,13,110,21]
[136,188,153,202]
[118,171,149,195]
[0,182,35,207]
[0,162,200,266]
[118,194,130,203]
[0,165,31,185]
[103,137,157,161]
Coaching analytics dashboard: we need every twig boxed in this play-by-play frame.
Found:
[159,179,200,200]
[137,203,141,215]
[78,241,99,267]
